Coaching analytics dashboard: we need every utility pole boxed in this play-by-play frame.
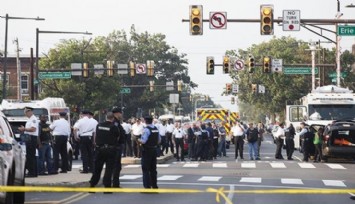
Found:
[13,38,22,100]
[336,0,342,87]
[306,42,320,91]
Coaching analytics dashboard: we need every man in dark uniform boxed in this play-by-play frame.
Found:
[38,114,54,175]
[138,116,161,189]
[111,107,125,188]
[90,112,120,190]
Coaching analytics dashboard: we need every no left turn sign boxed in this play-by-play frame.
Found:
[234,60,244,71]
[209,12,227,29]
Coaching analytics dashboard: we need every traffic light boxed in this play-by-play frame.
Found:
[177,80,183,92]
[147,60,154,76]
[263,56,271,73]
[223,56,230,74]
[129,61,135,77]
[231,97,235,104]
[252,84,257,93]
[226,83,232,94]
[149,80,154,92]
[190,5,203,35]
[206,57,215,75]
[260,5,274,35]
[107,60,114,77]
[248,56,255,73]
[83,63,89,78]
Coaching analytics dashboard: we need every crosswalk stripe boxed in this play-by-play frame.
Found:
[298,163,316,169]
[157,164,170,168]
[281,178,304,185]
[124,164,140,168]
[198,176,222,182]
[213,163,227,168]
[183,163,199,168]
[72,164,82,169]
[240,177,262,183]
[270,162,286,168]
[241,162,256,168]
[120,175,142,180]
[322,180,346,187]
[158,175,183,181]
[325,164,346,170]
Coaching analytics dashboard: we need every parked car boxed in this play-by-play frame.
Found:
[0,111,26,204]
[322,120,355,161]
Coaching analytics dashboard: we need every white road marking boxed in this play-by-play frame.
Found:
[198,176,222,182]
[240,177,262,183]
[157,164,170,168]
[298,163,316,168]
[270,162,286,168]
[119,175,142,180]
[322,180,346,187]
[158,175,183,181]
[124,164,140,168]
[72,164,82,169]
[213,163,228,168]
[241,162,256,168]
[281,178,304,185]
[183,163,199,168]
[325,164,346,170]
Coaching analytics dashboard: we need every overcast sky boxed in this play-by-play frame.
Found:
[1,0,355,112]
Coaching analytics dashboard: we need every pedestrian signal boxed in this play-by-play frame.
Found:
[231,97,235,104]
[206,57,215,75]
[260,5,274,35]
[248,56,255,73]
[190,5,203,35]
[263,56,271,73]
[226,83,232,94]
[223,56,230,74]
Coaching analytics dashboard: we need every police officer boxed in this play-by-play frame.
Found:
[138,116,161,189]
[285,123,295,160]
[90,112,120,189]
[299,122,313,162]
[50,112,71,173]
[111,107,125,188]
[74,110,95,173]
[18,107,40,177]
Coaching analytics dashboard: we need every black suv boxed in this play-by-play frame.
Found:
[322,120,355,161]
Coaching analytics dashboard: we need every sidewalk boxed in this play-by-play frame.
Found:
[25,153,174,187]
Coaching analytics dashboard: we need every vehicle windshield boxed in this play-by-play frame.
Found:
[308,104,355,120]
[3,108,48,117]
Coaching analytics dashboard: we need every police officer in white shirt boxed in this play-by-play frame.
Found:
[172,123,185,161]
[230,122,245,160]
[74,110,96,173]
[156,120,167,156]
[50,112,71,173]
[19,107,40,177]
[165,120,175,155]
[131,118,144,158]
[122,119,132,157]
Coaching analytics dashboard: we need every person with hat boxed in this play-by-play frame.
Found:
[74,110,96,173]
[138,116,161,189]
[50,112,71,173]
[18,106,40,177]
[111,107,125,188]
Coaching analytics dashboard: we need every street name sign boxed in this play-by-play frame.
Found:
[38,72,71,79]
[71,63,82,76]
[283,10,301,31]
[283,67,319,74]
[120,88,131,94]
[337,25,355,36]
[328,71,348,78]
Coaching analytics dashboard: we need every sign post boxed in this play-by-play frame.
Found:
[283,10,301,31]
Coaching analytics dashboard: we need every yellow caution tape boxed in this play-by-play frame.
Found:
[1,186,355,204]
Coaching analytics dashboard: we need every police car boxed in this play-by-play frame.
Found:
[0,111,26,204]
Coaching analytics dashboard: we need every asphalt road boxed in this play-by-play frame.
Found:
[25,134,355,204]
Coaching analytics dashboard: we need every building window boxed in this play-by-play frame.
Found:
[0,73,10,86]
[21,75,29,94]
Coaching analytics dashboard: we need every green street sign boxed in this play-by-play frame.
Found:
[337,25,355,36]
[328,72,348,78]
[283,67,319,75]
[38,72,71,79]
[120,88,131,94]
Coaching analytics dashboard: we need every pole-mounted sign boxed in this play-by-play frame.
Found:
[283,10,301,31]
[209,12,227,29]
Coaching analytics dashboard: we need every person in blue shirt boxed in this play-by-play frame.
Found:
[138,116,161,189]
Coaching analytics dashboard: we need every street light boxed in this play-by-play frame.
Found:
[35,29,92,99]
[0,14,45,99]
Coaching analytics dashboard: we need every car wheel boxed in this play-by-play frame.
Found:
[14,176,25,204]
[5,169,14,204]
[67,151,73,171]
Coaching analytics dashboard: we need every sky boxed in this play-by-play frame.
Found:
[1,0,355,113]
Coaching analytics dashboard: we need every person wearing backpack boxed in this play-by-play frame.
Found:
[245,123,260,160]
